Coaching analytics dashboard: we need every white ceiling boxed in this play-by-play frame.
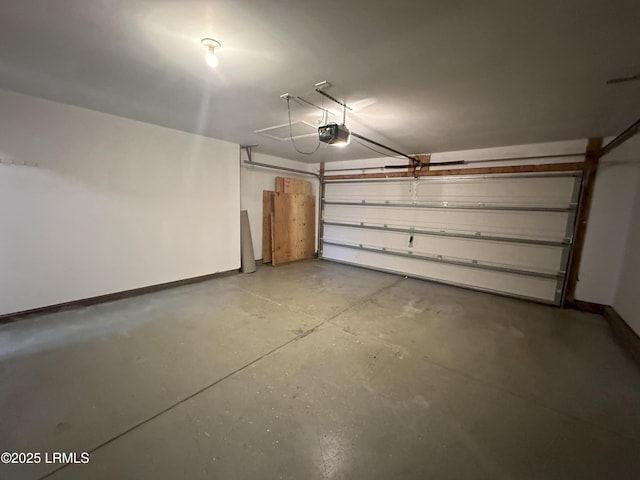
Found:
[1,0,639,163]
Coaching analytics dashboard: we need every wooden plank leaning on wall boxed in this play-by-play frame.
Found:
[272,192,315,265]
[275,176,312,195]
[263,177,316,266]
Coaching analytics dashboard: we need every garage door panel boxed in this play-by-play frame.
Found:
[323,225,565,273]
[324,204,571,242]
[325,176,577,207]
[322,244,560,303]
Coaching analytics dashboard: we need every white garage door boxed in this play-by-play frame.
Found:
[320,172,582,304]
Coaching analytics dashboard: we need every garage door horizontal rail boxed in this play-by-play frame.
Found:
[321,240,564,280]
[323,171,582,184]
[323,221,569,247]
[324,201,575,213]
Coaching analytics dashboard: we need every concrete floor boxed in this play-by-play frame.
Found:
[1,260,640,480]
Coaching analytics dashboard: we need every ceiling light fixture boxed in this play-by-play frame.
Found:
[201,38,221,68]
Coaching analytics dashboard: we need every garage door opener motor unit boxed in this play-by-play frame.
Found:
[318,123,351,146]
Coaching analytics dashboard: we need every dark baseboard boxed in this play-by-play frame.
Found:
[567,299,605,315]
[0,268,239,324]
[602,306,640,366]
[571,300,640,366]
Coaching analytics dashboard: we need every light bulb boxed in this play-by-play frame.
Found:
[201,38,221,68]
[205,48,219,68]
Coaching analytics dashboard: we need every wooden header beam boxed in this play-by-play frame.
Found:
[323,161,585,181]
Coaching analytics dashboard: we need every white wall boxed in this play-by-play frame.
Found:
[240,152,319,260]
[575,136,640,305]
[0,90,240,316]
[611,140,640,334]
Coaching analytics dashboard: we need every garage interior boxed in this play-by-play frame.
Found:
[1,1,640,479]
